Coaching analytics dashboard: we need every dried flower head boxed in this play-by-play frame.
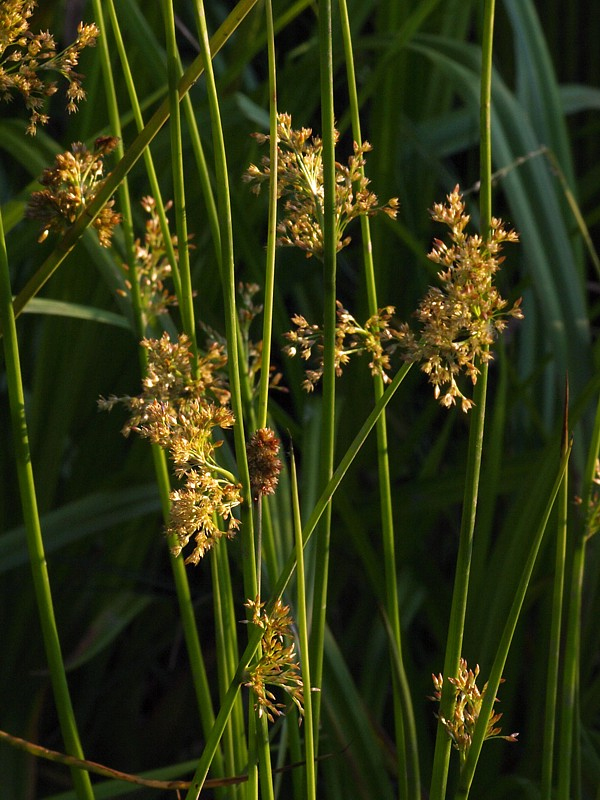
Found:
[247,428,282,501]
[397,186,522,412]
[244,112,398,258]
[283,301,401,391]
[244,596,305,723]
[0,0,99,134]
[99,332,241,564]
[430,659,518,766]
[117,196,179,320]
[26,136,121,246]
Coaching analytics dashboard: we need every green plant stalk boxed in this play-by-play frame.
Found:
[183,362,411,799]
[9,0,260,325]
[257,0,278,430]
[191,0,257,596]
[430,3,496,796]
[540,392,569,799]
[94,3,222,770]
[309,0,337,747]
[557,392,600,796]
[104,0,183,304]
[338,2,419,797]
[211,542,247,800]
[0,211,94,800]
[161,0,197,354]
[190,3,261,797]
[455,438,573,799]
[291,448,317,800]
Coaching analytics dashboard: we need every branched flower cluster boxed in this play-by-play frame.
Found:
[99,332,241,565]
[0,0,99,134]
[247,427,282,501]
[397,186,523,412]
[117,196,179,320]
[244,596,305,723]
[243,112,398,258]
[26,136,121,247]
[430,659,518,766]
[283,301,400,391]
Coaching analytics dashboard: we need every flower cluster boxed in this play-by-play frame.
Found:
[0,0,99,134]
[244,596,305,723]
[397,186,522,412]
[246,428,282,501]
[99,332,241,565]
[430,659,518,766]
[244,112,398,258]
[117,196,179,321]
[283,301,400,391]
[26,136,121,247]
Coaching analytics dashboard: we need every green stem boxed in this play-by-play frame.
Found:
[455,439,573,799]
[541,389,569,798]
[337,2,419,797]
[557,392,600,796]
[309,0,337,746]
[430,4,497,796]
[161,0,197,352]
[0,211,94,800]
[257,0,278,431]
[291,448,317,800]
[95,3,222,778]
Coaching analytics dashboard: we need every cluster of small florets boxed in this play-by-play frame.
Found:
[26,136,121,247]
[430,659,518,766]
[99,332,241,565]
[0,0,99,134]
[246,427,282,501]
[244,112,398,258]
[117,196,179,321]
[244,596,305,723]
[283,301,400,391]
[397,186,522,412]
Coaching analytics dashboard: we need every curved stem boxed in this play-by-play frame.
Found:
[430,3,497,795]
[0,211,94,800]
[309,0,337,746]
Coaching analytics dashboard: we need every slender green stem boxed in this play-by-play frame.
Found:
[430,4,496,796]
[455,439,573,799]
[191,0,256,598]
[557,392,600,796]
[309,0,337,746]
[161,0,197,352]
[0,211,94,800]
[95,4,222,779]
[257,0,278,430]
[337,2,419,797]
[541,388,569,798]
[291,448,316,800]
[104,0,183,305]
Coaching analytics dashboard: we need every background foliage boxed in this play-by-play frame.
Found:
[1,1,600,798]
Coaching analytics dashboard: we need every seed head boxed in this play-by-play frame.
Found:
[397,186,522,411]
[0,0,99,134]
[247,428,282,501]
[26,137,121,247]
[244,596,306,723]
[244,112,398,258]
